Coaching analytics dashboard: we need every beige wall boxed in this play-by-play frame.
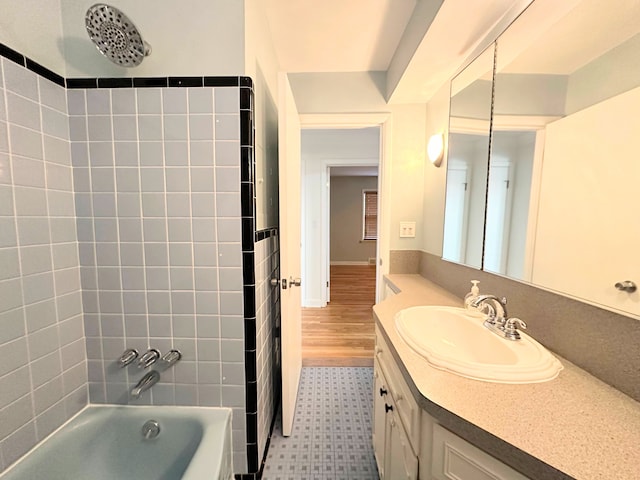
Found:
[330,176,378,263]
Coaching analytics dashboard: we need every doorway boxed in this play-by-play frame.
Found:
[299,127,381,366]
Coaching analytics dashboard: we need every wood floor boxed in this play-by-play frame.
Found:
[302,265,376,366]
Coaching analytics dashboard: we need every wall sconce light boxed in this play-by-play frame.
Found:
[427,133,444,167]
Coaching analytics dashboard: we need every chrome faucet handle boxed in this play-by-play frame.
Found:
[137,348,161,369]
[160,349,182,368]
[504,318,527,341]
[118,348,139,368]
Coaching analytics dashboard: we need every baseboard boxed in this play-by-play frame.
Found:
[302,300,326,308]
[330,261,369,266]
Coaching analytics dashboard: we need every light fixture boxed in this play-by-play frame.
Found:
[427,133,444,167]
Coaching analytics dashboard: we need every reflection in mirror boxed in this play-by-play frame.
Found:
[486,0,640,316]
[484,129,538,279]
[442,44,495,269]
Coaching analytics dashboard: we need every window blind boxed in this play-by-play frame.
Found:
[363,190,378,240]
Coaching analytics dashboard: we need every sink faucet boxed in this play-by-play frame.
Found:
[470,295,508,325]
[130,370,160,399]
[470,295,527,341]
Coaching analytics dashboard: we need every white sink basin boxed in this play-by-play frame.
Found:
[394,306,563,384]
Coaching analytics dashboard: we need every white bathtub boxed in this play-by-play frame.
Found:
[0,405,233,480]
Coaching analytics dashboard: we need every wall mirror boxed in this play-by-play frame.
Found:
[484,0,640,317]
[442,44,495,269]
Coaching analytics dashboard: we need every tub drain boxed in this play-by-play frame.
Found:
[141,420,160,439]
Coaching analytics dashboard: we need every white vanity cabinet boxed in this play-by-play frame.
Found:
[373,358,418,480]
[374,328,531,480]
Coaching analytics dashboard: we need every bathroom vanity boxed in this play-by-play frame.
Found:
[372,275,640,480]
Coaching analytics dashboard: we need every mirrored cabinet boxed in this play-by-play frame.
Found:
[442,0,640,318]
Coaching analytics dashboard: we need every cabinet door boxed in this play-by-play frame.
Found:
[432,424,529,480]
[373,363,389,478]
[387,410,418,480]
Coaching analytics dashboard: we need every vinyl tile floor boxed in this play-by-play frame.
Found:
[262,367,378,480]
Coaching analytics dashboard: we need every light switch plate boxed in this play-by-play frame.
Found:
[400,221,416,238]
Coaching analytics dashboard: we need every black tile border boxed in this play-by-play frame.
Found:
[240,147,253,182]
[244,318,257,351]
[237,79,260,477]
[133,77,169,88]
[0,43,25,66]
[255,228,277,243]
[242,252,255,285]
[240,110,253,146]
[66,78,98,89]
[169,76,203,87]
[97,77,133,89]
[205,76,239,87]
[244,350,257,383]
[25,59,65,87]
[240,87,253,111]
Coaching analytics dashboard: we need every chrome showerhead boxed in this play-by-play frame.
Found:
[85,3,151,67]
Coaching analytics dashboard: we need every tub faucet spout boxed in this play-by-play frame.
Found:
[131,370,160,399]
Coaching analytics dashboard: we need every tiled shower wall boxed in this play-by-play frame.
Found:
[255,232,280,466]
[0,58,87,472]
[67,84,250,472]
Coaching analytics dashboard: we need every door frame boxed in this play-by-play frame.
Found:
[299,113,392,304]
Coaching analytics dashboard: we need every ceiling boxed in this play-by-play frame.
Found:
[264,0,535,103]
[264,0,417,73]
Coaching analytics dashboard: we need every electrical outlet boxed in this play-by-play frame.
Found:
[400,221,416,238]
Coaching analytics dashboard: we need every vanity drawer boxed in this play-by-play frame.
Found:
[375,327,421,454]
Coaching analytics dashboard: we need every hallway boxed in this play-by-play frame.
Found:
[302,265,377,366]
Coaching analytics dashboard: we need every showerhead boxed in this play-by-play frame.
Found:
[85,3,151,67]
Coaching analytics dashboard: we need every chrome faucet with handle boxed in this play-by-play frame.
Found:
[470,294,527,340]
[471,295,509,325]
[130,370,160,399]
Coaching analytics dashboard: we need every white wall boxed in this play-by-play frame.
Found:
[422,82,450,256]
[60,0,245,77]
[0,0,67,74]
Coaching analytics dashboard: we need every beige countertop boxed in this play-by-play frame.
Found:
[374,274,640,480]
